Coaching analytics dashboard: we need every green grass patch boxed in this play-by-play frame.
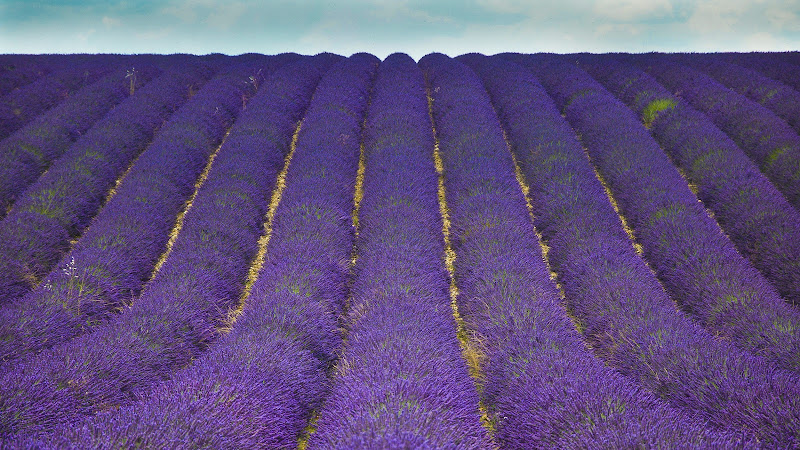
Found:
[642,98,676,127]
[765,146,789,168]
[760,88,779,104]
[26,187,66,219]
[563,88,597,113]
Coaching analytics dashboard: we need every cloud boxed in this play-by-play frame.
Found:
[206,2,247,30]
[741,31,797,51]
[595,23,643,36]
[76,28,96,43]
[475,0,533,14]
[136,28,173,40]
[687,0,748,33]
[368,3,453,24]
[102,16,121,27]
[593,0,672,22]
[161,0,210,24]
[766,8,800,31]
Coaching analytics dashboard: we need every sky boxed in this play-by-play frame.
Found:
[1,0,798,58]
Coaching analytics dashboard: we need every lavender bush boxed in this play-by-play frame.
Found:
[426,52,746,447]
[0,55,337,440]
[0,65,113,140]
[5,53,380,448]
[0,64,212,305]
[309,53,490,448]
[576,56,800,366]
[724,53,800,97]
[689,57,800,135]
[0,51,797,446]
[0,58,50,96]
[0,63,264,363]
[632,55,800,211]
[0,66,160,219]
[509,53,800,446]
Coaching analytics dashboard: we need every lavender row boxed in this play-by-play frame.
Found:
[688,57,800,136]
[0,65,212,305]
[0,59,50,96]
[513,54,800,445]
[0,55,329,438]
[631,55,800,212]
[0,52,291,219]
[0,65,114,140]
[308,53,489,448]
[113,52,374,448]
[0,67,159,219]
[0,64,260,363]
[726,54,800,95]
[423,52,725,447]
[15,54,373,449]
[467,55,758,448]
[577,56,800,368]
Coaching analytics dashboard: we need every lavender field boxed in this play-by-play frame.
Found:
[0,51,799,448]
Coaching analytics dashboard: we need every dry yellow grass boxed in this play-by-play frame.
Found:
[583,147,645,255]
[221,120,302,331]
[426,89,496,438]
[150,130,232,278]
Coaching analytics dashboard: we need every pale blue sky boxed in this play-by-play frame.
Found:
[1,0,798,58]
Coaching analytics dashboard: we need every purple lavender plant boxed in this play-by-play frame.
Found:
[3,54,383,449]
[575,56,800,365]
[0,59,50,96]
[506,53,800,446]
[308,53,490,448]
[0,65,212,305]
[0,55,338,439]
[726,53,800,95]
[0,63,264,363]
[689,57,800,135]
[632,55,800,212]
[423,52,746,448]
[0,66,113,140]
[0,66,160,219]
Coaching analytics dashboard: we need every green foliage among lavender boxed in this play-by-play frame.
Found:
[1,52,799,447]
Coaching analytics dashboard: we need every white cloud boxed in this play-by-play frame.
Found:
[102,16,121,28]
[161,0,219,24]
[162,0,248,30]
[475,0,534,14]
[687,0,748,33]
[595,23,643,36]
[136,29,173,40]
[766,8,800,31]
[298,13,354,52]
[368,3,453,24]
[741,31,796,51]
[593,0,672,22]
[206,2,247,30]
[76,28,96,43]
